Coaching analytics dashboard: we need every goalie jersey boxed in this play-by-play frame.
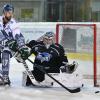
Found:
[27,40,68,73]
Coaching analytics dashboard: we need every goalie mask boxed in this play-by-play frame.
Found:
[43,32,55,49]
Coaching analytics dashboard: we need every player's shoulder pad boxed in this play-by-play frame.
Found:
[54,43,65,53]
[10,18,17,23]
[10,18,20,30]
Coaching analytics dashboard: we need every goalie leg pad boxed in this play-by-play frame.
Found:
[22,71,57,87]
[22,71,29,86]
[22,69,45,86]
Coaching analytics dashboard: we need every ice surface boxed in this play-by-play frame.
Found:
[0,57,100,100]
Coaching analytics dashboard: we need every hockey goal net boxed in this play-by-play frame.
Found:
[56,23,100,87]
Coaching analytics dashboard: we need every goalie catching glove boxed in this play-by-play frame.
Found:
[60,61,78,74]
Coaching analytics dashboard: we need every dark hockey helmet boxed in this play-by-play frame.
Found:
[3,4,14,13]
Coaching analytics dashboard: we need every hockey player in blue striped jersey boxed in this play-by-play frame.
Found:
[0,4,30,85]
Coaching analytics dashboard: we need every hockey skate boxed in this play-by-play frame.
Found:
[60,61,78,74]
[3,76,11,86]
[0,76,4,85]
[0,76,10,86]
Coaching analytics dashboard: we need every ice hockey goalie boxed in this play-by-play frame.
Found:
[22,32,83,88]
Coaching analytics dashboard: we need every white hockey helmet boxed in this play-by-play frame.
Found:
[43,32,55,48]
[44,32,54,39]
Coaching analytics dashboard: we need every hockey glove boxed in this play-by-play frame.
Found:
[36,52,52,62]
[60,61,78,74]
[19,46,31,60]
[14,52,23,63]
[6,40,18,52]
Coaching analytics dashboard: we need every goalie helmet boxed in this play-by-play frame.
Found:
[3,4,14,13]
[43,32,55,48]
[44,32,54,39]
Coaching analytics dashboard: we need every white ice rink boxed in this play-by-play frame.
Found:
[0,57,100,100]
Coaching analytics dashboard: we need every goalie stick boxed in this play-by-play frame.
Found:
[27,58,81,93]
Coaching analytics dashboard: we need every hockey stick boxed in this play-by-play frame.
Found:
[19,60,36,86]
[27,58,81,93]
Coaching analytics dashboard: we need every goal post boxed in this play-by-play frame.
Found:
[56,23,99,87]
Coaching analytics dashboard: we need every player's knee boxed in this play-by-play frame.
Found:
[32,70,45,82]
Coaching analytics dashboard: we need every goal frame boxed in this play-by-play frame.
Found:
[56,23,97,87]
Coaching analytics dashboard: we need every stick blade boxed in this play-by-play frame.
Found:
[68,87,81,93]
[95,91,100,93]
